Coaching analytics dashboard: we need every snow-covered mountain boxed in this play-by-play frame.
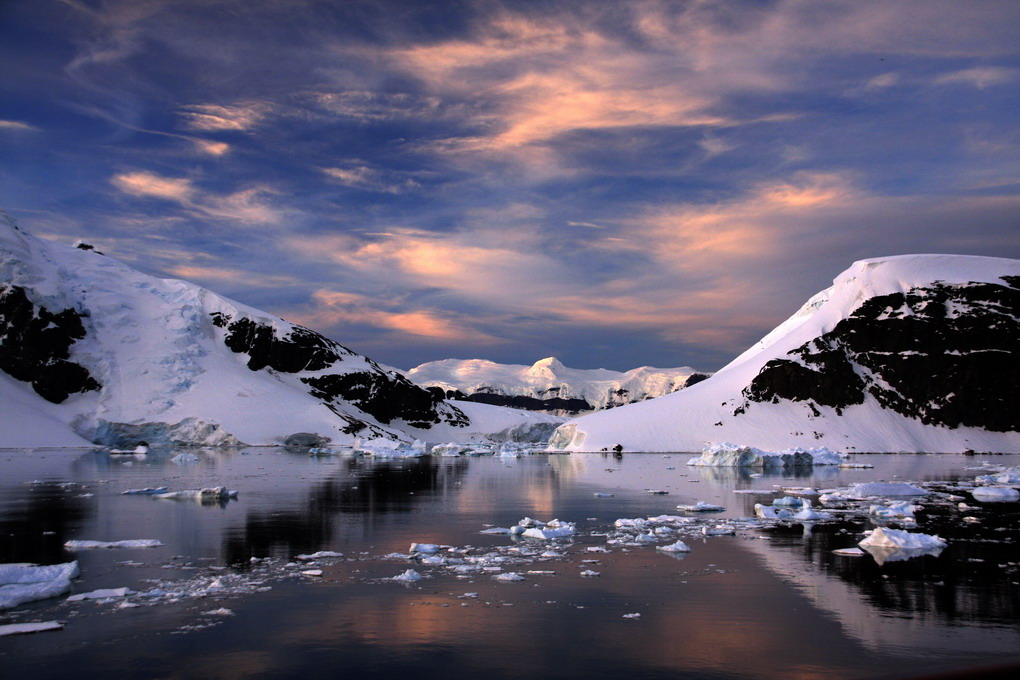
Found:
[404,357,708,413]
[549,255,1020,453]
[0,216,559,448]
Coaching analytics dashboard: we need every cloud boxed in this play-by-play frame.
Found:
[111,171,194,201]
[293,290,499,343]
[321,165,421,193]
[934,67,1017,89]
[110,170,280,223]
[164,264,296,289]
[0,120,40,132]
[178,101,271,131]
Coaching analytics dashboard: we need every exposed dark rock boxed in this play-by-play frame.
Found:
[301,372,468,429]
[463,391,593,414]
[0,284,100,403]
[214,313,354,372]
[283,432,331,448]
[684,372,710,387]
[744,277,1020,431]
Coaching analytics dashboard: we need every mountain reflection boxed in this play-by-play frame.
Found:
[0,481,92,564]
[223,456,469,565]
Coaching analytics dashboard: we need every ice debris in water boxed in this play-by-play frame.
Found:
[0,621,64,636]
[392,569,422,582]
[971,487,1020,502]
[122,487,170,495]
[676,501,724,512]
[296,551,343,560]
[493,572,526,582]
[974,466,1020,485]
[67,587,136,601]
[622,613,641,619]
[858,527,947,565]
[522,519,575,540]
[1,561,80,610]
[870,501,919,521]
[688,442,844,468]
[170,452,201,464]
[656,540,692,553]
[153,487,238,501]
[64,539,163,550]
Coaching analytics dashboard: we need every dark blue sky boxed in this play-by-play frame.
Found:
[2,0,1018,371]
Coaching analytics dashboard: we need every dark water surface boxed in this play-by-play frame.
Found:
[2,448,1018,679]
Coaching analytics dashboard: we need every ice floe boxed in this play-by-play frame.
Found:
[687,443,843,468]
[971,487,1020,502]
[0,621,64,636]
[676,501,725,512]
[67,587,136,601]
[64,539,164,550]
[152,487,238,501]
[0,561,79,610]
[858,527,947,565]
[656,540,692,553]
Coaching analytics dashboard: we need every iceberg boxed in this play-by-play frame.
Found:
[522,519,576,539]
[0,561,80,610]
[67,587,136,601]
[656,540,692,553]
[152,486,238,501]
[392,569,422,582]
[0,621,64,636]
[687,443,842,468]
[676,501,725,512]
[64,539,163,550]
[858,527,946,565]
[971,486,1020,502]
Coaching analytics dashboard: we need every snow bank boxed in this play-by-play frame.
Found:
[0,561,79,610]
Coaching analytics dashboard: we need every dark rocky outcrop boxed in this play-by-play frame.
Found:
[744,277,1020,431]
[211,311,469,431]
[0,285,100,403]
[212,312,354,372]
[461,391,593,414]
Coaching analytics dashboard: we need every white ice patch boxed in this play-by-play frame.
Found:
[392,569,422,582]
[0,561,80,610]
[858,527,946,565]
[64,539,163,550]
[152,487,238,501]
[0,621,64,636]
[676,501,725,512]
[971,487,1020,502]
[656,540,692,553]
[67,587,136,601]
[688,443,843,468]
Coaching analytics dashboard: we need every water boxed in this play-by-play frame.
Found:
[2,447,1019,679]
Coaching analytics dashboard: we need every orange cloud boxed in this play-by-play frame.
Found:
[111,170,280,224]
[111,171,194,201]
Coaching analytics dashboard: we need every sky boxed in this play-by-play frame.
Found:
[2,0,1018,372]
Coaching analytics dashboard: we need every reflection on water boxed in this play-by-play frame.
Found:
[1,448,1018,679]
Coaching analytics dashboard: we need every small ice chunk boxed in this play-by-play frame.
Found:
[859,527,946,561]
[203,608,234,616]
[301,569,323,577]
[754,504,792,520]
[593,492,614,498]
[676,501,724,512]
[67,587,135,601]
[971,487,1020,502]
[493,572,526,582]
[0,621,64,636]
[579,569,600,577]
[392,569,422,582]
[833,548,865,557]
[295,551,343,560]
[153,487,237,501]
[64,539,163,550]
[622,612,641,619]
[792,499,832,521]
[122,487,170,495]
[657,540,692,553]
[870,501,918,520]
[409,543,441,554]
[772,496,805,507]
[480,527,511,535]
[170,452,200,464]
[702,525,736,536]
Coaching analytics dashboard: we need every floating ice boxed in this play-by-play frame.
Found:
[64,539,163,550]
[392,569,422,582]
[832,548,865,557]
[858,527,946,565]
[676,501,724,512]
[792,500,832,521]
[974,466,1020,485]
[170,452,200,464]
[971,487,1020,502]
[153,487,238,501]
[301,569,323,577]
[295,551,343,560]
[67,587,135,601]
[688,443,843,468]
[755,504,793,520]
[622,613,641,619]
[493,572,526,582]
[0,621,64,636]
[848,482,928,498]
[593,492,614,498]
[656,540,692,553]
[870,501,919,520]
[409,543,443,554]
[579,569,600,577]
[702,525,736,536]
[122,487,170,495]
[772,496,806,507]
[521,519,575,540]
[0,561,80,610]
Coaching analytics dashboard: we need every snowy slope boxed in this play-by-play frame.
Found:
[549,255,1020,453]
[0,217,559,448]
[405,357,707,413]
